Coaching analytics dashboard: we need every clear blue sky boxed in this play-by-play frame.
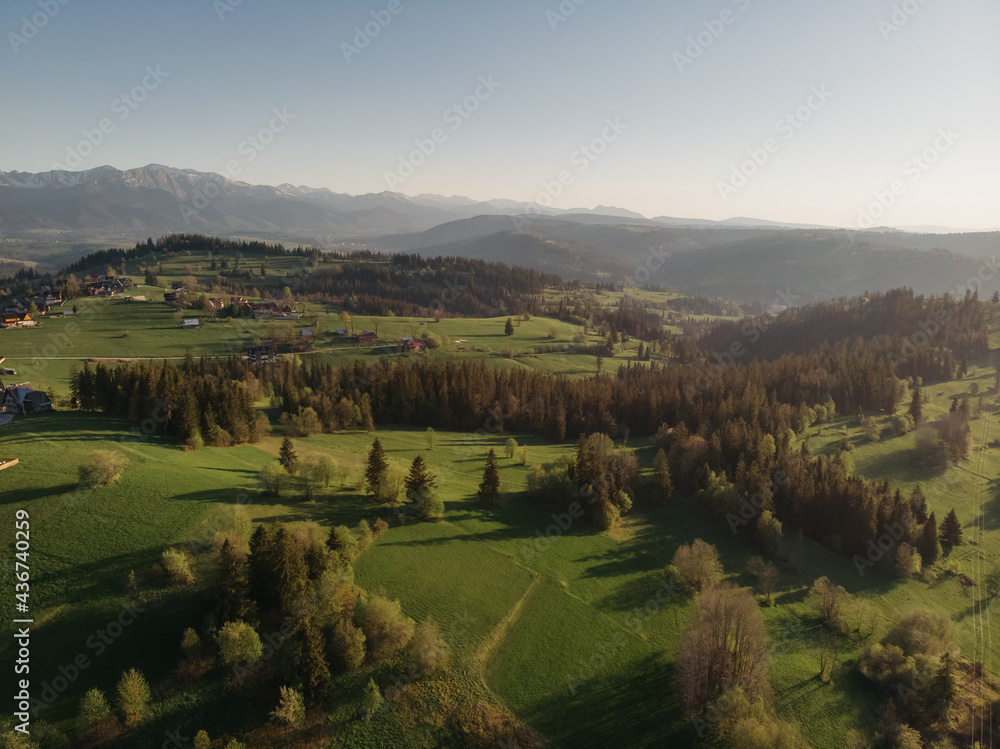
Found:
[2,0,997,228]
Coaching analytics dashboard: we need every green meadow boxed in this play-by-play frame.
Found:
[4,356,1000,747]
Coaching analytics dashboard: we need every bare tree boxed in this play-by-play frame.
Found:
[817,634,840,682]
[676,584,769,714]
[806,576,851,632]
[672,539,724,592]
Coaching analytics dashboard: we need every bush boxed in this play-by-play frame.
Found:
[180,627,202,659]
[373,518,389,537]
[78,450,129,487]
[355,593,415,661]
[270,686,305,727]
[884,608,956,659]
[160,548,195,585]
[356,519,373,553]
[806,577,850,632]
[410,618,449,675]
[258,462,285,496]
[216,621,263,667]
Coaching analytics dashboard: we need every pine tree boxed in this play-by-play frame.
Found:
[279,437,299,476]
[272,525,309,624]
[299,618,330,707]
[77,688,111,733]
[909,383,923,425]
[117,668,151,727]
[940,508,962,547]
[652,447,673,502]
[504,318,514,336]
[365,439,388,497]
[910,484,929,524]
[478,448,501,507]
[917,512,941,567]
[217,538,252,625]
[361,678,383,720]
[403,455,437,510]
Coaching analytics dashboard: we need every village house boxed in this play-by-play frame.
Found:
[0,312,35,329]
[247,341,277,365]
[398,337,427,353]
[358,330,378,344]
[0,367,53,415]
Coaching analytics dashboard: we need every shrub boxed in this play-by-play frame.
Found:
[410,618,449,675]
[161,548,195,585]
[180,627,202,659]
[356,519,373,553]
[270,686,305,727]
[373,517,389,537]
[78,450,129,487]
[355,593,415,661]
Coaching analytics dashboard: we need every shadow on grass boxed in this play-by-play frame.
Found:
[516,653,689,749]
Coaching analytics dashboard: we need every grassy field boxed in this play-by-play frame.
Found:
[3,265,1000,745]
[6,385,1000,747]
[0,295,654,398]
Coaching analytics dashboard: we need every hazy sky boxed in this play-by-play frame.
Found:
[2,0,997,229]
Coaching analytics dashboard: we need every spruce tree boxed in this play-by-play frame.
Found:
[299,618,330,707]
[361,678,383,720]
[77,688,111,733]
[279,437,299,476]
[217,538,252,625]
[403,455,437,512]
[365,439,388,498]
[910,484,929,524]
[909,383,923,425]
[940,508,962,547]
[917,512,941,567]
[652,447,673,502]
[504,318,514,336]
[478,448,501,507]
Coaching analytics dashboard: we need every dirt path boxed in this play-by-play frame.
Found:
[475,576,541,666]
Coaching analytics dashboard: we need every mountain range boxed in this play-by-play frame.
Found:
[1,164,998,304]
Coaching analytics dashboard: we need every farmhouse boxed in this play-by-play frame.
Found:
[0,382,53,415]
[0,312,35,329]
[358,330,378,343]
[247,341,277,365]
[399,337,426,353]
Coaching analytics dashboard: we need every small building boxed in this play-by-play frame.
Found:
[180,318,202,329]
[247,341,277,365]
[300,328,314,338]
[358,331,378,343]
[335,328,348,336]
[0,387,53,414]
[399,337,427,353]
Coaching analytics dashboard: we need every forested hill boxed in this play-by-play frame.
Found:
[697,287,988,378]
[57,234,569,318]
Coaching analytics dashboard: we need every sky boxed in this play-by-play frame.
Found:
[1,0,998,229]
